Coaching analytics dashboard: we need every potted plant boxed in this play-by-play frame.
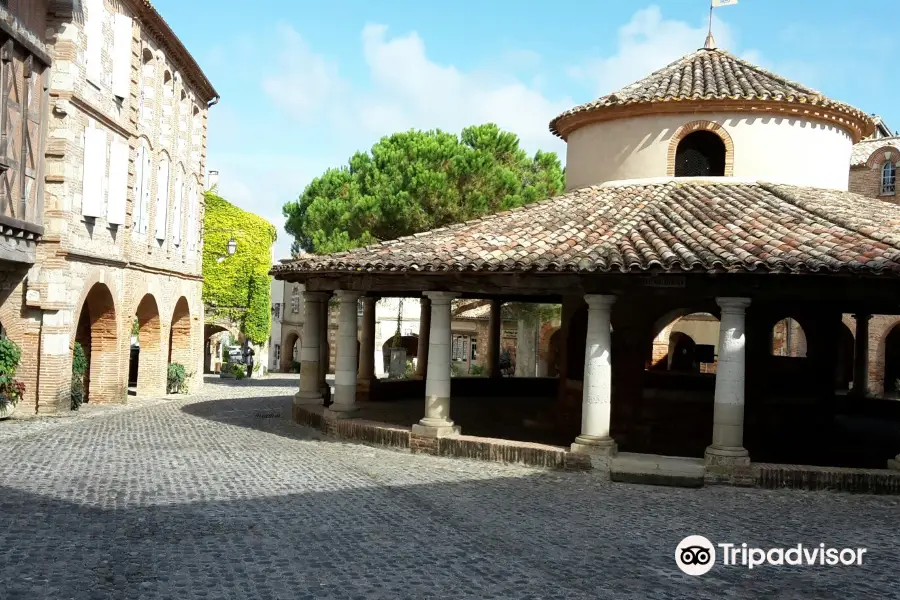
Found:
[71,342,87,410]
[0,338,24,419]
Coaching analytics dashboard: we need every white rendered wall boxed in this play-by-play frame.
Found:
[565,112,854,191]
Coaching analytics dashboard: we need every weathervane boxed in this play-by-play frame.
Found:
[706,0,739,49]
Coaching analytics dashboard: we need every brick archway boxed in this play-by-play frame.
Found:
[168,297,192,370]
[74,283,119,403]
[666,120,735,177]
[133,294,165,396]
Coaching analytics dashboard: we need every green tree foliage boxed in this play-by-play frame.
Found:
[202,191,277,344]
[283,123,565,254]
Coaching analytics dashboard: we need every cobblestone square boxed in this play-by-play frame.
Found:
[0,375,897,599]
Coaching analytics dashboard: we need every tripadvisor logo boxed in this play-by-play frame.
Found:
[675,536,867,576]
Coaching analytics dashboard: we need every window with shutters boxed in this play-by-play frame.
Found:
[112,13,133,99]
[140,48,154,126]
[132,142,151,236]
[155,154,169,241]
[106,135,129,225]
[674,131,726,177]
[172,166,184,247]
[85,0,105,86]
[81,125,108,218]
[186,177,199,253]
[882,161,896,196]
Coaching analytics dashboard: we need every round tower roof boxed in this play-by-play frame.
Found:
[550,48,875,142]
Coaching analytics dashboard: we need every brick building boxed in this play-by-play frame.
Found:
[0,0,216,415]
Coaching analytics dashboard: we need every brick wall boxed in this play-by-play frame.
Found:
[8,0,47,37]
[2,0,211,414]
[849,144,899,203]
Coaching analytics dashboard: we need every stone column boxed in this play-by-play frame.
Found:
[294,292,328,406]
[412,291,460,437]
[318,297,330,401]
[570,295,617,461]
[705,297,752,466]
[329,290,361,416]
[357,296,378,401]
[515,310,538,377]
[413,297,431,379]
[852,313,871,398]
[487,300,502,378]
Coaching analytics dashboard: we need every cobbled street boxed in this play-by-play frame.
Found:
[0,375,897,599]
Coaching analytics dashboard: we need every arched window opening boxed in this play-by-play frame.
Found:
[649,312,719,373]
[882,161,896,195]
[771,318,808,358]
[674,131,726,177]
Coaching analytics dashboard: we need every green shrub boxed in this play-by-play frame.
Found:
[0,338,23,410]
[404,359,415,379]
[470,364,484,376]
[221,362,246,379]
[0,338,22,377]
[71,342,88,410]
[167,363,189,394]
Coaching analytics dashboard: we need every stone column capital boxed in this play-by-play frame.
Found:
[423,291,459,304]
[584,294,616,309]
[716,297,751,313]
[852,313,872,323]
[334,290,361,302]
[302,291,330,303]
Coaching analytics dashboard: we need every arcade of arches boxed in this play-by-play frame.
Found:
[71,281,199,405]
[279,278,900,475]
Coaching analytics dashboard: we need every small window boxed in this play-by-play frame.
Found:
[675,131,726,177]
[882,162,896,195]
[274,344,280,362]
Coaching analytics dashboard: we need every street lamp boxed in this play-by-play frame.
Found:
[226,236,237,256]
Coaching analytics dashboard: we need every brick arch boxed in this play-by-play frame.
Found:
[864,145,900,169]
[133,293,165,397]
[874,317,900,396]
[666,120,735,177]
[168,296,192,369]
[74,282,120,404]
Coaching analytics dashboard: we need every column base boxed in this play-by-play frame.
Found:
[324,405,358,419]
[412,421,460,438]
[570,435,617,470]
[294,391,324,406]
[888,456,900,471]
[704,445,754,486]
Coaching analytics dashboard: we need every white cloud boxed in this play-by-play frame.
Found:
[261,24,346,122]
[567,5,738,97]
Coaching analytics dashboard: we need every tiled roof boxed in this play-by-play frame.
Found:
[851,136,900,167]
[550,48,873,139]
[272,180,900,278]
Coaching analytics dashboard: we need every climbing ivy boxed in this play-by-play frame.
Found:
[202,191,277,345]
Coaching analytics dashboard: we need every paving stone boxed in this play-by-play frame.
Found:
[0,374,896,599]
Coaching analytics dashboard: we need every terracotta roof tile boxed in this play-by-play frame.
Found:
[549,48,872,138]
[273,181,900,278]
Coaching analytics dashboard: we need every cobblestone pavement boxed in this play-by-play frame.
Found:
[0,375,897,599]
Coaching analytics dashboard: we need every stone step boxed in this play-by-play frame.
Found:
[609,452,706,488]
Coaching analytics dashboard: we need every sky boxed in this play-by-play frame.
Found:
[152,0,900,260]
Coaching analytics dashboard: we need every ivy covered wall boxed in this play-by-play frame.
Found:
[202,191,277,345]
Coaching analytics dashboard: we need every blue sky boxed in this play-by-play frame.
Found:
[153,0,900,260]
